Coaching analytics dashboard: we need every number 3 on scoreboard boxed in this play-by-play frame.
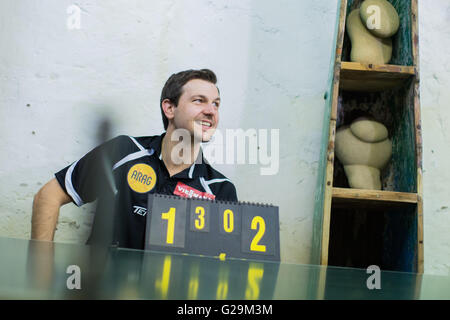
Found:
[194,206,205,230]
[161,208,176,244]
[250,216,266,252]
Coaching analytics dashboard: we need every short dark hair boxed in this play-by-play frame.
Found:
[160,69,218,130]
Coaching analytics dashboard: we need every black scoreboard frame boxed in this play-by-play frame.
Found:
[145,194,281,261]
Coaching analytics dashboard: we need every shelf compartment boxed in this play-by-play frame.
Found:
[328,201,418,272]
[341,0,414,67]
[339,61,416,92]
[332,79,417,194]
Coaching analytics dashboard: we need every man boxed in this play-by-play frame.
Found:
[31,69,238,250]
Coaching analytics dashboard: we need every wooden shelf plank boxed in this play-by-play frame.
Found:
[332,187,418,206]
[340,61,416,92]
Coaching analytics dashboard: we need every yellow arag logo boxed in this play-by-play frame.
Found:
[127,163,157,193]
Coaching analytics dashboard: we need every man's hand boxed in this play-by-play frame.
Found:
[31,178,72,241]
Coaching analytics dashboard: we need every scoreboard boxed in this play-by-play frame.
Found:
[145,194,280,261]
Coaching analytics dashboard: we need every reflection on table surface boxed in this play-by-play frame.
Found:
[0,237,449,299]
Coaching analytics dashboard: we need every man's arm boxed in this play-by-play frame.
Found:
[31,178,72,241]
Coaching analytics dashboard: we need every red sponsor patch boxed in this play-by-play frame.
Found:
[173,182,216,200]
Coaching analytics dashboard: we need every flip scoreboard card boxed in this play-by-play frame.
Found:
[145,194,280,261]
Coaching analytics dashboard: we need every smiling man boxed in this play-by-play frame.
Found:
[31,69,237,249]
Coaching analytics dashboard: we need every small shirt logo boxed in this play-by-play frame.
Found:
[127,163,157,193]
[173,182,215,200]
[133,205,147,216]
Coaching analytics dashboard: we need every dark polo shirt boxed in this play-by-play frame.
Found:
[55,133,237,249]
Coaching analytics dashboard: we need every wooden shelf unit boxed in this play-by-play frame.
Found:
[312,0,423,273]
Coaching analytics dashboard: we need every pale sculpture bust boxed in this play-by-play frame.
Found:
[347,0,400,64]
[335,117,392,190]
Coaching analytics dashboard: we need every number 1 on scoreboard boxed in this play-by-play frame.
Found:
[147,195,187,249]
[161,207,176,244]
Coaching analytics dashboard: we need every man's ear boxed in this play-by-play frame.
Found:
[161,99,175,121]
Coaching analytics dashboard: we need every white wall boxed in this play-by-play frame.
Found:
[0,0,448,276]
[419,0,450,276]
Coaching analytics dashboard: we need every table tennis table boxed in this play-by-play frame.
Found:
[0,237,448,299]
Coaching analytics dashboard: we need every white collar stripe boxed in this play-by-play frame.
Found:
[204,178,231,185]
[112,149,154,171]
[128,136,145,151]
[65,160,84,207]
[188,163,195,179]
[199,177,214,195]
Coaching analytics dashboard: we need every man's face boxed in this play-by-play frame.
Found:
[172,79,220,142]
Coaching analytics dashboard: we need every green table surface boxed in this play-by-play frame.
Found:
[0,237,449,300]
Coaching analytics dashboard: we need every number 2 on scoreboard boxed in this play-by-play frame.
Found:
[161,207,176,244]
[250,216,266,252]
